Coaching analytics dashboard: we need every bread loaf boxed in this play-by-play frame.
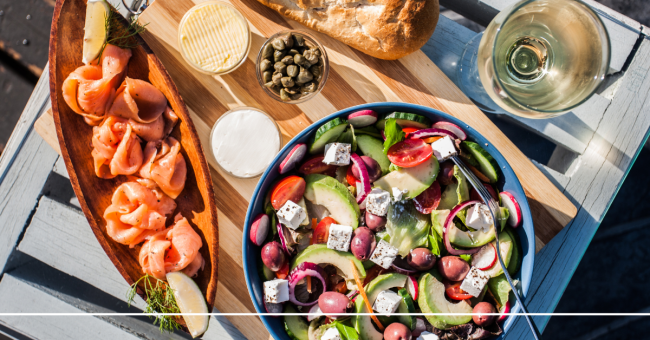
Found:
[256,0,440,60]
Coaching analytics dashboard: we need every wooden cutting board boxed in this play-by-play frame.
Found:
[37,0,577,338]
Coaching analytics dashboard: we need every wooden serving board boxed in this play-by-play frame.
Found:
[38,0,577,338]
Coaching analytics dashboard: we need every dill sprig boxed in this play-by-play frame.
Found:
[127,274,183,333]
[97,1,148,60]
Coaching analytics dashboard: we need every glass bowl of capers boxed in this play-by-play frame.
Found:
[256,30,329,104]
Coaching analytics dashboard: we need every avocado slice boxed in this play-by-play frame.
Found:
[418,269,473,329]
[446,222,496,248]
[292,244,365,280]
[356,135,391,174]
[304,174,360,229]
[284,304,310,340]
[353,273,408,340]
[374,156,439,199]
[504,227,522,275]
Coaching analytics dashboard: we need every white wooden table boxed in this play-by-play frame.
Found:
[1,0,649,339]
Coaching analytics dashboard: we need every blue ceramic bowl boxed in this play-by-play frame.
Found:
[243,103,535,340]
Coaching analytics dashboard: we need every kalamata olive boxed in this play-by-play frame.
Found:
[318,292,351,318]
[384,322,412,340]
[350,227,376,260]
[273,49,286,62]
[293,34,305,47]
[438,162,455,186]
[438,256,470,282]
[407,248,436,271]
[365,210,387,231]
[281,77,295,88]
[271,38,285,50]
[261,44,274,59]
[261,241,286,271]
[351,156,382,182]
[287,65,299,78]
[472,302,497,327]
[281,55,294,65]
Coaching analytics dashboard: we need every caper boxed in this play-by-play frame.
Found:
[293,34,305,47]
[285,86,300,94]
[310,47,322,57]
[271,38,285,50]
[274,62,287,75]
[273,49,286,62]
[281,77,295,88]
[301,82,317,93]
[296,67,314,84]
[288,49,300,56]
[290,92,303,100]
[294,54,311,68]
[303,49,319,65]
[310,65,322,78]
[280,88,291,101]
[264,81,276,89]
[280,32,294,49]
[281,55,294,65]
[262,71,273,83]
[272,72,283,85]
[260,59,273,72]
[287,65,299,78]
[261,44,274,59]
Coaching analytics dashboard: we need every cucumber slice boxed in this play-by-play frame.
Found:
[376,112,431,129]
[461,141,499,183]
[355,126,382,139]
[356,135,390,174]
[284,304,310,340]
[397,288,416,330]
[309,118,349,154]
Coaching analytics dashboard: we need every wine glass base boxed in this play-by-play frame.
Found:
[457,32,508,115]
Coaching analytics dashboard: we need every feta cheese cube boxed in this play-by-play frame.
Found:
[466,204,494,232]
[366,188,391,216]
[323,143,351,166]
[264,279,289,303]
[277,200,306,230]
[321,327,341,340]
[391,187,408,202]
[372,290,402,314]
[327,224,353,252]
[369,239,398,269]
[431,136,457,161]
[459,267,490,297]
[417,332,440,340]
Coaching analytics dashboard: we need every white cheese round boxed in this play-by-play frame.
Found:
[210,108,280,178]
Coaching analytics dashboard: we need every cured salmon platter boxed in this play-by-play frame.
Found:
[48,0,219,319]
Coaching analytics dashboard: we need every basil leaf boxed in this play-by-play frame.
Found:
[459,254,472,263]
[336,322,359,340]
[383,118,405,154]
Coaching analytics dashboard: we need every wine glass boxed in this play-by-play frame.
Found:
[457,0,611,119]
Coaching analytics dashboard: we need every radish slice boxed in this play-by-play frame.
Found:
[443,200,483,255]
[499,192,522,228]
[407,275,418,301]
[279,143,307,174]
[264,300,283,316]
[288,262,327,306]
[471,243,497,270]
[277,223,294,255]
[412,318,428,338]
[350,153,371,204]
[249,213,270,246]
[432,122,467,140]
[307,303,324,321]
[409,128,458,140]
[348,110,378,128]
[346,290,359,300]
[498,300,511,323]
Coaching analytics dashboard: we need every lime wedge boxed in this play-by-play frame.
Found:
[82,0,110,64]
[166,272,209,338]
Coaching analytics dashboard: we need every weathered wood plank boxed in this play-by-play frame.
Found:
[0,274,141,340]
[504,35,650,339]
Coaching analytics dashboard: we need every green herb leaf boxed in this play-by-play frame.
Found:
[383,118,405,154]
[428,234,441,257]
[127,274,182,333]
[388,163,401,172]
[335,322,360,340]
[97,1,148,60]
[459,254,472,263]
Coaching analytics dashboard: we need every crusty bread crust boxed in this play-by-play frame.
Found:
[257,0,439,60]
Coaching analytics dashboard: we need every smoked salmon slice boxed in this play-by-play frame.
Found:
[129,106,180,142]
[108,77,168,124]
[139,136,187,199]
[139,213,203,280]
[91,115,144,178]
[104,181,177,248]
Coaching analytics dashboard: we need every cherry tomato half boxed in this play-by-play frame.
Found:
[444,281,473,300]
[311,217,338,245]
[270,175,306,210]
[387,139,433,168]
[414,182,442,214]
[346,166,359,186]
[299,156,337,175]
[402,127,419,138]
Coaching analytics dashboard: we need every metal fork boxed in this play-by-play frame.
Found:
[451,155,542,340]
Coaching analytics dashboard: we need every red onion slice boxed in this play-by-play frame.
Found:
[350,153,371,203]
[443,200,483,255]
[409,128,458,140]
[390,256,417,275]
[307,303,324,321]
[288,262,327,306]
[277,223,294,255]
[432,121,467,140]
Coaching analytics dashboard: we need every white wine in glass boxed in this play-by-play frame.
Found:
[460,0,610,119]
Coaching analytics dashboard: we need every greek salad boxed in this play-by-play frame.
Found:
[251,110,524,340]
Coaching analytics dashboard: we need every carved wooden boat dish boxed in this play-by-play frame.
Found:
[48,0,218,313]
